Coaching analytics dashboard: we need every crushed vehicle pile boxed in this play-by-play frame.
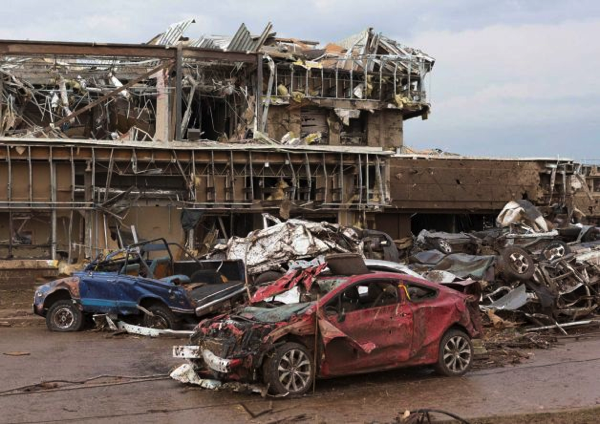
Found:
[33,216,402,332]
[207,213,398,283]
[413,200,600,329]
[30,199,600,398]
[166,201,600,395]
[35,202,600,334]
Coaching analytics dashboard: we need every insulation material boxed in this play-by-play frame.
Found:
[497,200,549,232]
[210,215,363,275]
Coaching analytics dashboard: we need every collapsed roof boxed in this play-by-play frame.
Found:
[186,21,434,75]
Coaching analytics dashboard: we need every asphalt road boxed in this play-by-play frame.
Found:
[1,326,600,424]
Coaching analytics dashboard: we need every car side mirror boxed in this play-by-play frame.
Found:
[337,309,346,323]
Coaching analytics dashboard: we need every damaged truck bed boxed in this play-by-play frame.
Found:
[33,238,246,331]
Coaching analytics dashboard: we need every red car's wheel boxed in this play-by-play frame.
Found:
[263,342,313,396]
[434,329,473,377]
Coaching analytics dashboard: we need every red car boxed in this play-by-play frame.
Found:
[174,271,481,396]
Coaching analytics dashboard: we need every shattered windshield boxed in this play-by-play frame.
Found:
[238,303,314,323]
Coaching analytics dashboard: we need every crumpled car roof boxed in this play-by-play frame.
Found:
[210,217,363,275]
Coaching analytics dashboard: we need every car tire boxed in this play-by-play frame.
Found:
[499,246,535,280]
[142,304,180,330]
[46,299,84,332]
[434,329,473,377]
[263,342,314,396]
[253,271,284,285]
[539,241,570,261]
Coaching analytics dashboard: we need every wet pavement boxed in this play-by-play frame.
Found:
[1,326,600,423]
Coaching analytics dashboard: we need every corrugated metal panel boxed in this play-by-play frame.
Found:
[252,22,273,52]
[189,37,215,49]
[187,23,273,53]
[336,29,369,51]
[227,22,273,52]
[190,35,231,49]
[156,19,196,46]
[227,24,254,52]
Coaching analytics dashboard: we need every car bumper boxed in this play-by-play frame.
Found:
[32,298,45,317]
[173,345,242,374]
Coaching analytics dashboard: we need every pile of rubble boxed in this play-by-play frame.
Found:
[205,200,600,330]
[195,200,600,331]
[411,200,600,329]
[38,199,599,338]
[206,213,397,279]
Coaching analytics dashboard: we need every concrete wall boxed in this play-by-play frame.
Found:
[389,157,543,212]
[122,206,186,246]
[367,110,403,149]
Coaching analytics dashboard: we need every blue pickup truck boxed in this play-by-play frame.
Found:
[33,239,246,331]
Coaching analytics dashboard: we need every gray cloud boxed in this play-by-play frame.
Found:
[404,18,600,159]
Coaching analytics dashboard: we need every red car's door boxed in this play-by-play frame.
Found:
[321,279,414,376]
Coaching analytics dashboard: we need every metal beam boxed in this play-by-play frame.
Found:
[7,211,12,258]
[0,40,259,63]
[255,53,263,133]
[0,74,3,137]
[175,45,183,141]
[68,148,75,264]
[0,40,176,58]
[182,47,257,63]
[50,148,57,260]
[27,146,32,206]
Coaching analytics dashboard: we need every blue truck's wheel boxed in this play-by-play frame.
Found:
[142,304,180,330]
[46,300,84,332]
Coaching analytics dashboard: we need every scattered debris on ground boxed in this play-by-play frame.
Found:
[397,408,470,424]
[0,374,170,397]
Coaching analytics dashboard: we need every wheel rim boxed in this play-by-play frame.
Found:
[147,314,169,329]
[544,245,565,261]
[443,335,472,373]
[53,307,75,329]
[278,349,311,393]
[509,252,529,274]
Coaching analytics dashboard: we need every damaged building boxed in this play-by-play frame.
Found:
[378,155,600,240]
[0,19,598,277]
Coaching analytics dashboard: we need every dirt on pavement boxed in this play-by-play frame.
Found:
[1,326,600,424]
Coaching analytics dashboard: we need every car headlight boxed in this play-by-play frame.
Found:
[35,291,43,297]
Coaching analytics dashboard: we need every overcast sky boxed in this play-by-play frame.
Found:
[1,1,598,160]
